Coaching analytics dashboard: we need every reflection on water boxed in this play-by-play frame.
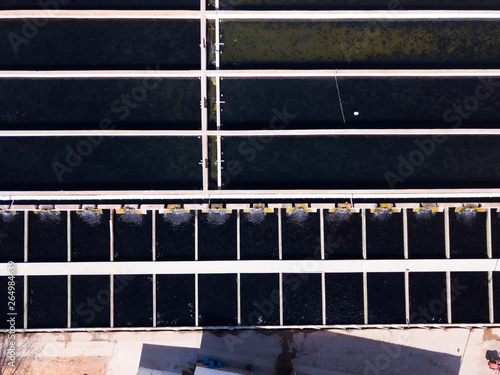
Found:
[286,208,308,225]
[206,209,230,226]
[244,208,267,225]
[456,207,478,225]
[0,211,16,223]
[118,210,144,225]
[38,210,61,224]
[162,209,192,227]
[414,208,435,220]
[326,209,352,225]
[371,208,393,221]
[79,209,102,226]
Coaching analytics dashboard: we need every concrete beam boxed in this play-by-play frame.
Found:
[153,273,157,328]
[405,271,410,325]
[23,275,28,329]
[403,209,409,260]
[67,275,71,328]
[489,271,495,324]
[195,273,199,327]
[7,128,500,137]
[322,272,326,326]
[2,10,500,20]
[362,209,367,260]
[363,272,368,325]
[445,208,451,259]
[5,190,500,201]
[278,209,283,260]
[193,210,198,262]
[279,273,283,326]
[320,210,325,260]
[110,275,114,328]
[210,10,500,20]
[3,69,500,79]
[6,259,500,276]
[447,272,452,324]
[487,208,493,259]
[237,210,241,260]
[0,10,201,19]
[23,212,28,263]
[237,273,241,325]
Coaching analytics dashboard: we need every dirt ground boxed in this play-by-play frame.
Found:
[2,356,108,375]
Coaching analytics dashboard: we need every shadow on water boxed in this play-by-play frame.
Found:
[137,330,462,375]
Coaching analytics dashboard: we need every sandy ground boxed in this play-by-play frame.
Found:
[2,356,107,375]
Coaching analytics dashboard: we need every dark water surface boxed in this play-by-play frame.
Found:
[240,273,280,325]
[409,272,447,324]
[156,211,195,261]
[283,273,322,325]
[0,79,201,130]
[367,273,405,324]
[198,211,237,260]
[219,0,500,10]
[222,135,500,190]
[71,210,110,262]
[0,212,24,262]
[219,78,341,130]
[198,274,237,326]
[366,211,403,259]
[114,212,152,261]
[0,276,24,329]
[220,77,500,130]
[282,211,320,260]
[28,276,67,328]
[408,210,445,259]
[0,137,202,190]
[240,210,279,260]
[221,20,500,69]
[71,275,110,328]
[113,275,153,327]
[324,211,362,259]
[451,272,489,323]
[0,20,200,69]
[325,273,364,324]
[28,211,67,262]
[1,0,199,9]
[156,274,195,326]
[450,211,487,258]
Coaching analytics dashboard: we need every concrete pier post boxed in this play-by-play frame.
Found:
[363,272,368,325]
[278,209,283,260]
[279,273,283,326]
[322,272,326,325]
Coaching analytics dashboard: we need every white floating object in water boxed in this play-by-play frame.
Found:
[354,111,360,116]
